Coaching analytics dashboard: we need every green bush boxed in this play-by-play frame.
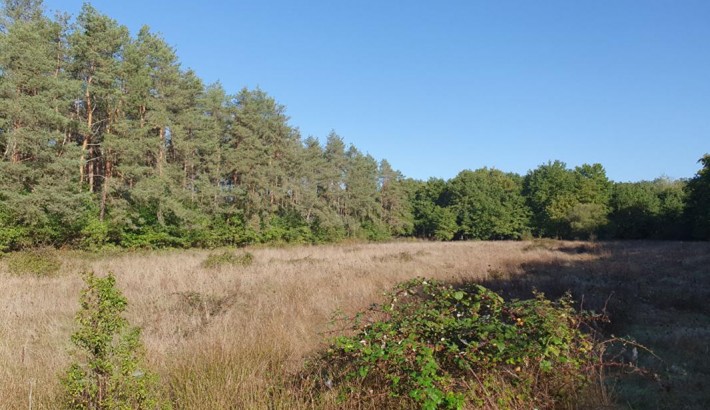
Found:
[62,272,167,409]
[193,218,257,248]
[0,225,29,252]
[80,217,110,250]
[305,278,607,409]
[120,229,189,249]
[6,248,61,276]
[201,251,254,269]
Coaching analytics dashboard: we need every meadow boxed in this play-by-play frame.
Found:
[1,240,708,409]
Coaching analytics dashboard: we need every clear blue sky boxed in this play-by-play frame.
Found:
[44,0,709,182]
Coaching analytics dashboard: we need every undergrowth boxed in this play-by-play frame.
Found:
[6,248,61,276]
[201,251,254,269]
[302,278,621,409]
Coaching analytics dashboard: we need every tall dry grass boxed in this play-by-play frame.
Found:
[1,240,708,409]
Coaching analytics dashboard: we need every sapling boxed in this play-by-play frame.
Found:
[62,272,167,409]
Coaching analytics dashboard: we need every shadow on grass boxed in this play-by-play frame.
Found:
[470,241,710,410]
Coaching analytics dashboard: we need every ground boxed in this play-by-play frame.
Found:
[1,240,708,409]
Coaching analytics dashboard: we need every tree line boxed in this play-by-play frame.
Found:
[409,161,708,242]
[0,1,708,251]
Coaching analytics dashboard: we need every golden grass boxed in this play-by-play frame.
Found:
[1,240,708,409]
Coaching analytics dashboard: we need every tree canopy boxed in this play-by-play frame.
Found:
[0,2,707,250]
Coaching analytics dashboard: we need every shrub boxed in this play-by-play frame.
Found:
[62,272,167,409]
[202,251,254,269]
[80,218,110,250]
[120,229,189,249]
[7,248,61,276]
[305,278,608,409]
[0,225,29,252]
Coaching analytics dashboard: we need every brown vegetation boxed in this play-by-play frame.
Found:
[1,240,708,409]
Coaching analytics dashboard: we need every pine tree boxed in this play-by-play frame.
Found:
[69,4,129,194]
[222,88,299,237]
[378,159,413,236]
[0,2,86,248]
[343,146,382,238]
[0,0,42,31]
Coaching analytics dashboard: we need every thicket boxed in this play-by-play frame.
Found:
[303,278,619,409]
[0,2,708,251]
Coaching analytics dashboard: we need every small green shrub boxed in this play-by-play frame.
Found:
[305,278,608,409]
[79,218,110,250]
[62,272,167,409]
[0,225,29,252]
[7,248,61,276]
[120,229,189,249]
[202,251,254,269]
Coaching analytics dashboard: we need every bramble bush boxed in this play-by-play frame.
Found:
[304,278,610,409]
[62,272,167,409]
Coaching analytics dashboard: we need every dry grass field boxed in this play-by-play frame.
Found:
[1,240,709,409]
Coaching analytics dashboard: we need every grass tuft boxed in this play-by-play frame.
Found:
[201,251,254,269]
[6,248,61,276]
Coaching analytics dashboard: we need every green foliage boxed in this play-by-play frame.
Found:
[62,272,167,409]
[310,218,347,244]
[566,203,607,239]
[120,231,187,249]
[262,213,314,244]
[524,161,612,239]
[0,0,703,248]
[685,154,710,240]
[308,278,602,409]
[379,159,414,236]
[188,215,255,248]
[360,219,392,242]
[410,178,457,240]
[80,217,111,250]
[6,248,61,276]
[449,168,530,240]
[0,217,29,252]
[609,179,688,239]
[202,250,254,269]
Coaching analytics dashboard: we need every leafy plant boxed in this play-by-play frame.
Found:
[62,272,167,409]
[305,278,609,409]
[80,217,110,250]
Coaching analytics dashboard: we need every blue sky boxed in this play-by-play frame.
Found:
[44,0,709,182]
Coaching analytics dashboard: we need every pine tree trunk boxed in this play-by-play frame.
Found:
[214,149,221,206]
[81,80,93,188]
[9,125,20,162]
[100,156,111,221]
[158,127,165,176]
[88,145,95,193]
